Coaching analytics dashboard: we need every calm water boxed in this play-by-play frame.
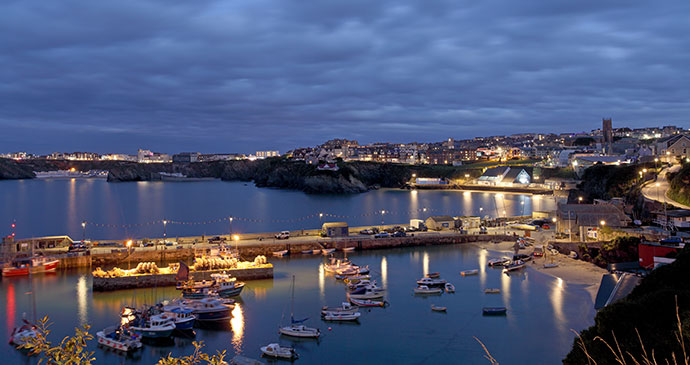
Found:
[0,244,593,364]
[0,179,556,240]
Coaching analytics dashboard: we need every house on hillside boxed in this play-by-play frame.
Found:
[655,135,690,162]
[478,167,510,185]
[556,203,631,239]
[322,222,349,237]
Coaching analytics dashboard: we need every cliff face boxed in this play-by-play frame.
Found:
[0,158,35,179]
[668,164,690,206]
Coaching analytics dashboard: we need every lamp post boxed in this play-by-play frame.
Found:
[232,234,240,257]
[229,217,233,238]
[162,220,167,249]
[319,213,323,227]
[126,240,132,270]
[578,197,583,204]
[380,210,385,230]
[81,221,86,242]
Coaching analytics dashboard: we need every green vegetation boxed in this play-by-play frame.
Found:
[573,236,640,268]
[576,163,655,202]
[18,317,226,365]
[668,162,690,207]
[564,246,690,364]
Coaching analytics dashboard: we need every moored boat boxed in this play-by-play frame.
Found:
[431,305,447,312]
[261,343,298,359]
[301,249,314,254]
[348,287,385,300]
[416,277,447,287]
[160,305,196,330]
[445,283,455,293]
[322,311,361,321]
[321,248,336,255]
[129,314,176,339]
[96,325,142,352]
[182,298,233,322]
[414,285,443,295]
[341,247,355,252]
[503,260,526,273]
[9,321,38,346]
[488,258,511,267]
[460,269,478,276]
[484,288,501,294]
[426,272,441,279]
[321,302,358,315]
[543,263,559,268]
[279,325,320,338]
[272,250,288,257]
[312,249,321,254]
[336,265,369,276]
[349,298,387,307]
[2,256,59,277]
[211,273,245,298]
[482,307,507,316]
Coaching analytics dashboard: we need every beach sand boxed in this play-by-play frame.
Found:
[472,240,608,302]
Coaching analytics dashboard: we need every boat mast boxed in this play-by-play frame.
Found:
[290,275,295,321]
[30,239,37,323]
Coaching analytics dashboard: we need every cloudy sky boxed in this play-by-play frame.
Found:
[1,0,688,154]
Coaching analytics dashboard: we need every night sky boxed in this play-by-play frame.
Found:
[1,0,689,154]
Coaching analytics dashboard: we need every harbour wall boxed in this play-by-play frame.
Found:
[92,266,274,291]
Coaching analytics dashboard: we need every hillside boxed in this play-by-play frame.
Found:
[668,163,690,206]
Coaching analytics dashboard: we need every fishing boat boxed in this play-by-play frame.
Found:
[503,260,526,273]
[211,273,245,298]
[484,288,501,294]
[487,258,511,267]
[2,255,59,277]
[414,285,443,294]
[336,265,370,276]
[431,305,447,312]
[260,343,298,359]
[182,298,233,322]
[9,321,38,346]
[460,269,478,276]
[160,305,196,330]
[96,325,142,352]
[322,311,361,321]
[426,272,441,279]
[482,307,507,316]
[129,314,176,339]
[321,248,336,255]
[321,302,358,315]
[279,276,320,339]
[348,287,385,300]
[341,247,355,252]
[272,250,288,257]
[445,283,455,293]
[349,298,387,307]
[416,277,447,287]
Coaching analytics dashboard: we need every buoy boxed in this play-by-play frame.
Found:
[328,327,332,331]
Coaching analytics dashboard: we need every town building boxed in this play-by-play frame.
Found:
[256,151,280,159]
[425,216,456,231]
[638,241,683,269]
[456,216,481,229]
[556,203,631,239]
[172,152,200,163]
[655,135,690,163]
[321,222,349,237]
[652,209,690,230]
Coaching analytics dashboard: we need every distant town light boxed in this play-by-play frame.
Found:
[126,240,132,248]
[600,220,606,226]
[232,234,240,241]
[552,217,557,222]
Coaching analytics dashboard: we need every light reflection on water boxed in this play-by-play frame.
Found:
[551,277,565,329]
[77,275,88,325]
[422,252,429,277]
[478,249,487,288]
[230,304,244,353]
[381,257,388,289]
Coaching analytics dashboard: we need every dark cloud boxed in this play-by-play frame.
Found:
[1,0,688,154]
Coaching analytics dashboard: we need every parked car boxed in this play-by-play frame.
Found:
[391,231,406,237]
[164,241,175,246]
[275,231,290,239]
[359,228,376,235]
[68,243,88,252]
[143,242,155,247]
[405,226,418,232]
[541,224,550,230]
[374,232,390,238]
[208,236,225,243]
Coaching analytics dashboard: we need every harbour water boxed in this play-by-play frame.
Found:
[0,244,593,364]
[0,179,556,240]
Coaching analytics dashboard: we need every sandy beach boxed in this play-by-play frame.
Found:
[472,240,608,302]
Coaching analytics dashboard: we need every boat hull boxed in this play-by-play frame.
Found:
[174,318,195,330]
[194,308,232,322]
[216,284,244,298]
[2,260,59,277]
[130,327,174,339]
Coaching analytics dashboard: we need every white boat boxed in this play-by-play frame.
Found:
[445,283,455,293]
[503,260,526,273]
[182,298,233,322]
[260,343,298,359]
[321,302,359,315]
[431,305,447,312]
[349,298,387,307]
[301,249,314,254]
[9,321,38,347]
[321,248,336,255]
[416,277,447,287]
[485,288,501,294]
[414,285,443,294]
[336,265,370,276]
[160,304,196,330]
[342,275,371,284]
[279,276,320,339]
[543,263,559,268]
[129,314,176,339]
[312,249,322,254]
[272,250,288,257]
[341,247,355,252]
[96,325,142,352]
[322,311,361,321]
[324,258,353,273]
[348,287,385,300]
[460,269,478,276]
[279,324,320,338]
[488,258,512,267]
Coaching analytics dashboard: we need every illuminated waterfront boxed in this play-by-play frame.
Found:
[1,244,594,364]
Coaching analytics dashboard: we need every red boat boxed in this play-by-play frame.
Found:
[2,256,60,277]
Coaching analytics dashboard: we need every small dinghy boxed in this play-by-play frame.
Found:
[322,311,361,321]
[460,269,478,276]
[543,263,559,268]
[302,249,314,254]
[488,258,511,267]
[482,307,507,316]
[341,247,355,252]
[312,249,322,254]
[279,324,320,338]
[431,305,447,312]
[272,250,288,257]
[484,288,501,294]
[444,283,455,293]
[321,248,336,255]
[260,343,298,359]
[503,260,526,273]
[97,325,142,352]
[426,272,441,279]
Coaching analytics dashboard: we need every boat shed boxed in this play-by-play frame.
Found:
[322,222,349,237]
[425,216,456,231]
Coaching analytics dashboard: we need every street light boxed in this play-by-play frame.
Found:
[126,240,133,269]
[232,234,240,256]
[319,213,324,226]
[578,197,583,204]
[600,220,606,226]
[81,221,86,242]
[380,210,386,229]
[229,217,234,237]
[162,220,168,247]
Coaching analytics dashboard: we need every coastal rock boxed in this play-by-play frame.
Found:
[0,158,35,179]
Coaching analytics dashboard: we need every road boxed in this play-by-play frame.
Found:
[641,165,690,210]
